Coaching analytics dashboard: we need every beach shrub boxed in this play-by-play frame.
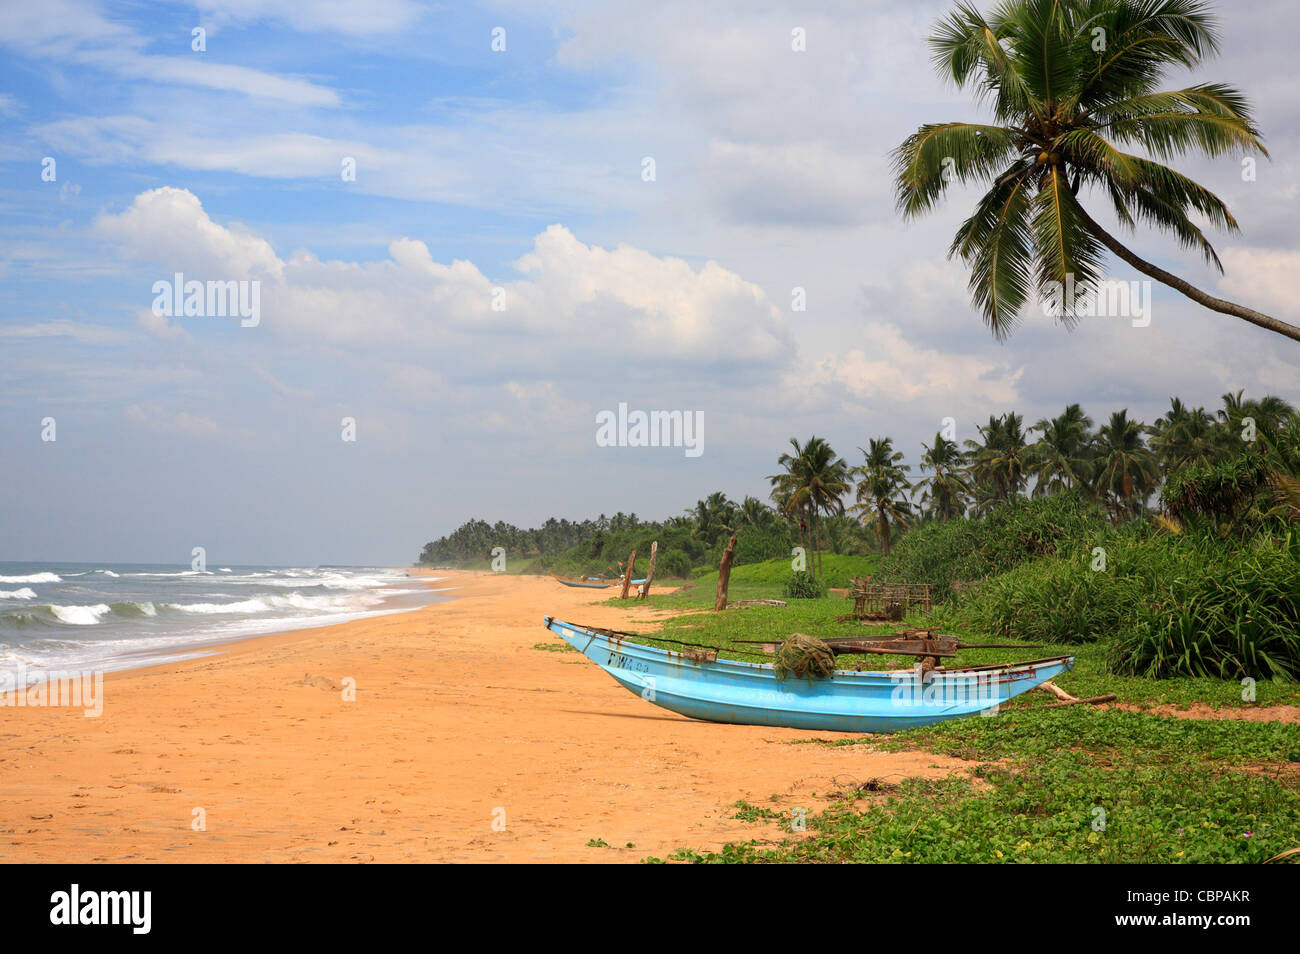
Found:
[783,571,827,599]
[732,524,795,567]
[1161,452,1271,535]
[1108,532,1300,681]
[952,526,1300,680]
[877,492,1110,600]
[659,551,694,578]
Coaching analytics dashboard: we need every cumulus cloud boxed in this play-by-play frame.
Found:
[806,321,1024,408]
[95,187,283,280]
[93,187,794,366]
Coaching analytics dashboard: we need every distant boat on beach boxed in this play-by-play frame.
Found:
[551,575,646,589]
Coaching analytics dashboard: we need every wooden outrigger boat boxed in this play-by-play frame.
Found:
[544,617,1073,733]
[551,575,645,589]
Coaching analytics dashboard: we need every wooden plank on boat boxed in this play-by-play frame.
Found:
[825,636,959,655]
[746,637,958,658]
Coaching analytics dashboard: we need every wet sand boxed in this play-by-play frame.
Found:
[0,570,970,863]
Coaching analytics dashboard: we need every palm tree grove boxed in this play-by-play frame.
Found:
[422,389,1300,677]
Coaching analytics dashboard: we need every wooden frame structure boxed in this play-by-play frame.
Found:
[847,578,933,619]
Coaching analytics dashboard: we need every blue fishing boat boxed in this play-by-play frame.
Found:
[552,575,647,589]
[544,617,1073,733]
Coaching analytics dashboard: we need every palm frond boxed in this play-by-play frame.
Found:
[1032,164,1105,323]
[893,123,1019,218]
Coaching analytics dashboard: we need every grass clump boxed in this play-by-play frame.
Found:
[783,570,828,599]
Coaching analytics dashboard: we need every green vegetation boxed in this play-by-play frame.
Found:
[673,761,1299,864]
[624,555,1300,864]
[664,701,1300,864]
[876,491,1109,600]
[783,571,827,600]
[629,569,1297,707]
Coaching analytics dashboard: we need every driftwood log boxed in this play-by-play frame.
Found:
[1032,680,1117,709]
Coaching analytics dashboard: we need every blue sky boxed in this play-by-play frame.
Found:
[2,0,1298,566]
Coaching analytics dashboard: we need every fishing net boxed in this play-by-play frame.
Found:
[773,633,836,681]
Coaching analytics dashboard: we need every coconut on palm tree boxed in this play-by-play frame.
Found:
[894,0,1299,343]
[850,438,915,558]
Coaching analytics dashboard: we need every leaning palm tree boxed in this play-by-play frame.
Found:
[768,437,852,577]
[850,438,915,558]
[894,0,1300,343]
[915,432,972,518]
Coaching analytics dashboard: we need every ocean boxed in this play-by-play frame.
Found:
[0,562,443,682]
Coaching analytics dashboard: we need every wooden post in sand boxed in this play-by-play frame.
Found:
[619,550,637,599]
[638,541,658,599]
[714,535,737,611]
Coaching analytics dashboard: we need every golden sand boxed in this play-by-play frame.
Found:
[0,571,970,863]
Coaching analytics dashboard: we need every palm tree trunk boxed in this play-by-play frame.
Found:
[1075,203,1300,344]
[878,508,890,559]
[812,508,822,578]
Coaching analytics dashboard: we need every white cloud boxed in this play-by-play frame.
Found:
[93,188,795,367]
[124,402,240,437]
[0,0,339,106]
[807,321,1024,407]
[136,308,190,342]
[95,187,283,280]
[1218,247,1300,320]
[0,321,131,345]
[192,0,424,36]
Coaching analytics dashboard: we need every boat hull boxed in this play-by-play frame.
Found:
[552,576,615,588]
[552,576,647,589]
[546,616,1073,733]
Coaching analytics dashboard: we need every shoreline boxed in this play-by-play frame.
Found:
[0,566,447,685]
[0,569,970,863]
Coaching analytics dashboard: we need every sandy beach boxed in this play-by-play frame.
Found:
[1,571,971,863]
